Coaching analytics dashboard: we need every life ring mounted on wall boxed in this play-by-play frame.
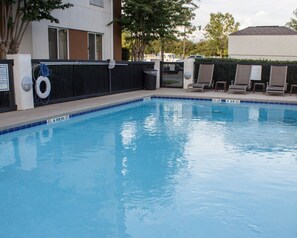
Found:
[35,76,51,99]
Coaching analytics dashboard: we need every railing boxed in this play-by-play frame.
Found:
[0,60,16,113]
[31,60,154,106]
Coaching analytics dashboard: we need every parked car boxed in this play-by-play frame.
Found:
[156,53,182,62]
[187,55,204,60]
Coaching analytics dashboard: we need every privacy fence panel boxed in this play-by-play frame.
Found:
[0,60,16,113]
[32,60,154,107]
[111,62,151,93]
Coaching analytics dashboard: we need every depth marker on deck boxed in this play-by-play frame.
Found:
[212,98,222,103]
[226,99,241,104]
[47,115,70,124]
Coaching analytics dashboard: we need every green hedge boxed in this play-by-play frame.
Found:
[196,58,297,65]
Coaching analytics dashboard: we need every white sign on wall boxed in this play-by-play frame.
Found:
[0,64,9,91]
[250,65,262,81]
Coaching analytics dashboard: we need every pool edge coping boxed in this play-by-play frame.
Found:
[0,97,146,135]
[1,93,297,135]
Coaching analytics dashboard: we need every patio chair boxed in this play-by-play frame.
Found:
[187,64,214,92]
[228,64,252,94]
[266,66,288,95]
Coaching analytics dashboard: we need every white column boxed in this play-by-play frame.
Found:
[109,0,114,60]
[153,59,161,88]
[183,58,195,89]
[7,54,34,110]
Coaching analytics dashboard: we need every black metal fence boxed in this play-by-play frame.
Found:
[160,62,184,88]
[194,61,297,92]
[0,60,16,113]
[32,60,154,106]
[3,59,297,113]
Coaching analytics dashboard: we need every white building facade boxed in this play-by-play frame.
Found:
[228,26,297,61]
[19,0,121,60]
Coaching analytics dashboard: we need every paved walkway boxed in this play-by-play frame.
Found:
[1,88,296,130]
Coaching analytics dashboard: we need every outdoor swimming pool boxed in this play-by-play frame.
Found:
[0,98,297,238]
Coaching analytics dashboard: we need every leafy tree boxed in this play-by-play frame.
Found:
[154,0,198,60]
[121,0,155,60]
[204,12,239,57]
[0,0,73,59]
[286,9,297,30]
[163,38,197,58]
[194,40,215,56]
[145,38,211,59]
[121,0,198,61]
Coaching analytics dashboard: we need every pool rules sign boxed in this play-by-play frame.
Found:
[0,64,9,91]
[250,65,262,81]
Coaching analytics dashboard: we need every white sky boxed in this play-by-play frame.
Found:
[192,0,297,41]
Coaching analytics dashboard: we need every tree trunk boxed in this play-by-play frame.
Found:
[182,37,186,59]
[132,44,139,61]
[160,38,164,61]
[131,38,146,61]
[139,43,145,61]
[0,41,10,59]
[8,40,20,54]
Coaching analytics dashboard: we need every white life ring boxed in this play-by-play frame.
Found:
[35,76,51,99]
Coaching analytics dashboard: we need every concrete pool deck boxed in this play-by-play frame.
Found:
[0,88,297,131]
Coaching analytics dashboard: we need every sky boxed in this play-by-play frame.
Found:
[192,0,297,41]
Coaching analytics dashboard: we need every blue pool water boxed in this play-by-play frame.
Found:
[0,98,297,238]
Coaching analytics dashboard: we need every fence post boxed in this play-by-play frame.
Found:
[7,54,34,110]
[183,58,195,89]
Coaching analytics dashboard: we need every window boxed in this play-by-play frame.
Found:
[90,0,104,7]
[58,29,68,59]
[48,28,57,59]
[48,28,68,59]
[88,33,103,60]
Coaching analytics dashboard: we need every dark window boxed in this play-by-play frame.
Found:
[48,28,68,59]
[48,28,58,59]
[88,33,103,60]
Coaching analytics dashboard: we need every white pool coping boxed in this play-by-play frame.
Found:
[0,88,296,133]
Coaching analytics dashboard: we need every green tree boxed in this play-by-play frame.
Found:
[286,9,297,30]
[121,0,198,61]
[145,38,209,59]
[121,0,156,60]
[145,39,161,54]
[204,12,239,57]
[154,0,198,60]
[0,0,73,59]
[193,40,216,57]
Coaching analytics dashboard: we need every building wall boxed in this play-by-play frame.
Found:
[21,0,115,60]
[228,35,297,61]
[18,23,33,55]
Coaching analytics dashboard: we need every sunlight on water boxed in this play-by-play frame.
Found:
[0,99,297,238]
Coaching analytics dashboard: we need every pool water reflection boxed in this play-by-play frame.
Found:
[0,99,297,238]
